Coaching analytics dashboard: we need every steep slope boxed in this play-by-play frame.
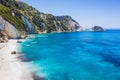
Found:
[0,16,20,39]
[0,0,82,40]
[15,1,82,32]
[0,4,25,33]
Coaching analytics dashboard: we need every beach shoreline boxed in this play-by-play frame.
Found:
[0,39,34,80]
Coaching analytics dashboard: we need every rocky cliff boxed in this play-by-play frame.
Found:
[0,0,82,40]
[0,16,20,39]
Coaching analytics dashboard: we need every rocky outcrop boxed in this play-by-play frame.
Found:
[55,16,82,31]
[21,16,37,34]
[37,16,82,32]
[0,16,20,39]
[90,26,104,31]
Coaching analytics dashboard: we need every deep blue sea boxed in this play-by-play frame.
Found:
[19,30,120,80]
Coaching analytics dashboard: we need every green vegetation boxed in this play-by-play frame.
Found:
[0,0,78,34]
[15,2,58,31]
[0,4,25,32]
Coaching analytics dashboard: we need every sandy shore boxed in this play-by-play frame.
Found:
[0,40,34,80]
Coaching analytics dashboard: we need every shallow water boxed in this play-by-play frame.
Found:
[20,30,120,80]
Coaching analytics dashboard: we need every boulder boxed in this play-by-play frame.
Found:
[0,29,8,42]
[11,51,17,55]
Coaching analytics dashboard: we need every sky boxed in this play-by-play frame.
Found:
[21,0,120,29]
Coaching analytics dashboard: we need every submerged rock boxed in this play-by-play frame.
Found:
[17,40,22,43]
[32,74,45,80]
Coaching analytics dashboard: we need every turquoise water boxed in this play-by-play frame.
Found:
[20,30,120,80]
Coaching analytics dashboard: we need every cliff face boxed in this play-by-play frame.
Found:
[0,0,82,39]
[55,16,82,31]
[0,16,20,39]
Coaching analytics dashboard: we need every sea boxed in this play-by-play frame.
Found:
[19,30,120,80]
